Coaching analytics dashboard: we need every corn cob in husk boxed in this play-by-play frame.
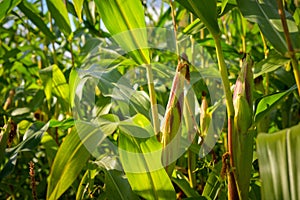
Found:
[161,54,190,176]
[232,55,254,199]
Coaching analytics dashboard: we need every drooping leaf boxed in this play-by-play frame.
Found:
[237,0,300,56]
[254,84,297,123]
[95,0,150,64]
[176,0,220,36]
[18,1,56,40]
[47,128,90,200]
[257,123,300,200]
[119,114,176,200]
[46,0,71,37]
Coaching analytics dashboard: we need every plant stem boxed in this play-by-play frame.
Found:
[169,0,179,61]
[49,13,57,65]
[277,0,300,96]
[146,65,160,135]
[186,13,196,188]
[69,38,75,68]
[214,36,234,126]
[213,35,237,199]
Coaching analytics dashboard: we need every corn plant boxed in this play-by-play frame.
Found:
[0,0,300,199]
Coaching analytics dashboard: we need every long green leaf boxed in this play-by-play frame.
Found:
[237,0,300,56]
[176,0,220,36]
[257,123,300,200]
[0,0,22,22]
[46,0,71,36]
[95,0,150,64]
[119,114,176,200]
[18,1,56,40]
[47,128,90,200]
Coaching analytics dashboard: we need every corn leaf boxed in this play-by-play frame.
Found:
[176,0,220,36]
[257,123,300,200]
[39,64,70,112]
[119,114,176,200]
[0,0,22,22]
[47,128,90,200]
[105,170,139,200]
[237,0,300,56]
[95,0,150,64]
[255,84,297,123]
[254,51,290,79]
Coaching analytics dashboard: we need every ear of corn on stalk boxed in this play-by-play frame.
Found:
[161,53,190,176]
[232,55,254,199]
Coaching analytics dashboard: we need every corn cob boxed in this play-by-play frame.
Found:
[232,55,254,199]
[161,53,190,176]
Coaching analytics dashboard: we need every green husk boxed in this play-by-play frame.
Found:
[232,55,254,199]
[161,55,190,176]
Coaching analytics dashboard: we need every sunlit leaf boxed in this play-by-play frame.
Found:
[47,128,90,200]
[95,0,150,64]
[41,132,58,165]
[49,118,74,130]
[0,120,11,165]
[72,0,84,22]
[39,64,70,112]
[119,114,176,199]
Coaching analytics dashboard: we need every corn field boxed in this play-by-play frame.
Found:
[1,0,300,199]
